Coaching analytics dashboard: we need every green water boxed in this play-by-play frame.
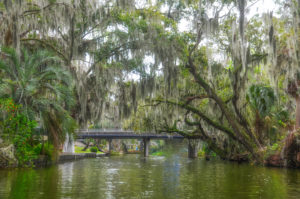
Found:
[1,142,300,199]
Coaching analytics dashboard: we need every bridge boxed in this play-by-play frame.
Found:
[76,129,184,139]
[75,129,198,158]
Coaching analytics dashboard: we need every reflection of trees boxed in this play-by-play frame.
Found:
[6,167,60,199]
[62,160,106,198]
[108,156,151,198]
[178,161,289,199]
[1,148,300,199]
[0,170,11,198]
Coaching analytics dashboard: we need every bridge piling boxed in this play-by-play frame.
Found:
[107,139,113,153]
[139,140,144,152]
[188,139,199,158]
[143,138,150,157]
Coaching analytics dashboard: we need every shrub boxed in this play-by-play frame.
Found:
[43,144,54,159]
[33,143,54,159]
[0,98,39,165]
[90,146,98,153]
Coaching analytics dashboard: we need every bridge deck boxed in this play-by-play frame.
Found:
[76,129,184,139]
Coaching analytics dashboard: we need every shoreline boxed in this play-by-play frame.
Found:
[0,152,109,169]
[3,151,299,169]
[1,151,144,169]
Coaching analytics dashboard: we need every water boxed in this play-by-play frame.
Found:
[1,142,300,199]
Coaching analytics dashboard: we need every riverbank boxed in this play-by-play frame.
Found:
[0,152,109,169]
[58,153,108,163]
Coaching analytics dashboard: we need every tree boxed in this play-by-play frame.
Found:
[246,84,276,144]
[0,47,76,150]
[0,0,182,128]
[124,0,280,162]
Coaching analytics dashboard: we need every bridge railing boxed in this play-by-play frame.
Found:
[75,129,185,139]
[75,129,135,133]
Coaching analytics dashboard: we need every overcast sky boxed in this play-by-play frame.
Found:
[249,0,277,17]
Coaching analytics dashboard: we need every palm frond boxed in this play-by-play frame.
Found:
[0,47,76,149]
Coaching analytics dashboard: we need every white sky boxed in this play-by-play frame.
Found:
[250,0,278,17]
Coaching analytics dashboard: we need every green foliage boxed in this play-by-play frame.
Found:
[33,143,54,159]
[198,144,217,158]
[75,146,104,154]
[12,118,38,165]
[0,0,298,165]
[198,150,205,157]
[90,146,98,153]
[74,146,85,153]
[246,85,276,117]
[151,151,165,156]
[0,98,39,166]
[264,142,284,159]
[274,108,290,127]
[75,146,94,154]
[271,143,279,151]
[0,47,75,149]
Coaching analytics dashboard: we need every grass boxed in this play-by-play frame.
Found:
[74,146,104,154]
[109,151,122,156]
[151,151,165,156]
[198,150,205,157]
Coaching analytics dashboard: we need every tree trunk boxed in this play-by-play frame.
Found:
[95,139,105,153]
[82,141,90,151]
[282,131,300,168]
[12,13,20,57]
[255,111,264,145]
[122,141,128,153]
[188,139,199,158]
[295,97,300,129]
[140,140,144,152]
[187,59,261,160]
[96,145,105,153]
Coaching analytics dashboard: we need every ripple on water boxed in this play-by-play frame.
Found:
[149,156,165,161]
[1,142,300,199]
[106,168,119,174]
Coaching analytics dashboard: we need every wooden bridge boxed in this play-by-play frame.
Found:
[76,129,184,139]
[75,129,198,158]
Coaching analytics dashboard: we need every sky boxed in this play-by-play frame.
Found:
[249,0,278,17]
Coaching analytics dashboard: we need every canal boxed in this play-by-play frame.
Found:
[1,141,300,199]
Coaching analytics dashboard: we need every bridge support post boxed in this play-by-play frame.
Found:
[188,139,199,158]
[107,139,113,153]
[139,140,144,152]
[143,138,150,157]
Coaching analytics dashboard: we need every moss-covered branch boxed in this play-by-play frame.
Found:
[21,38,68,62]
[154,98,237,141]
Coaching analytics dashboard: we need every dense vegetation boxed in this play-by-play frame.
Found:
[0,0,300,167]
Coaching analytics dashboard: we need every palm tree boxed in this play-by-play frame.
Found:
[0,47,76,151]
[246,84,276,144]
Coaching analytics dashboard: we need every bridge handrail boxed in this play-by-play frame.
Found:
[75,129,184,138]
[75,129,135,133]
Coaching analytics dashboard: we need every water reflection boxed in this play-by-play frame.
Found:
[0,141,300,199]
[60,162,74,199]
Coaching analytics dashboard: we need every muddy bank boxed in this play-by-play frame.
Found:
[265,131,300,168]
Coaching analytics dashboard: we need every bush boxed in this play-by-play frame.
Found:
[0,98,39,165]
[33,143,54,159]
[33,144,43,155]
[90,146,98,153]
[271,143,279,151]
